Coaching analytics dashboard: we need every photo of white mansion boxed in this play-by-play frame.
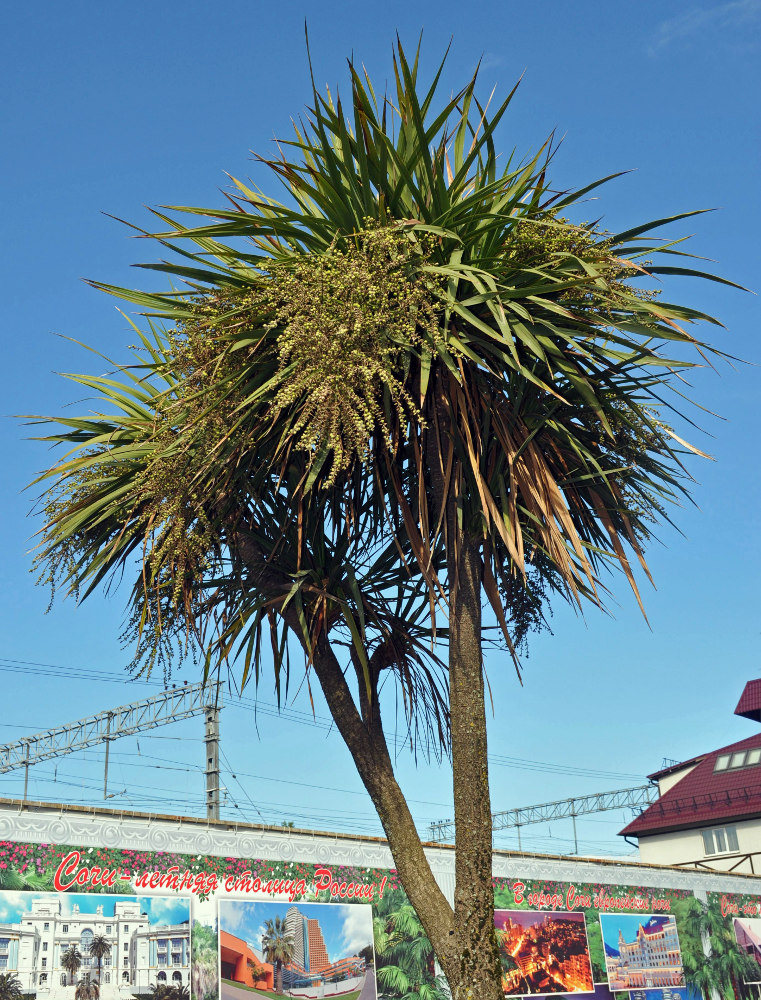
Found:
[0,894,191,999]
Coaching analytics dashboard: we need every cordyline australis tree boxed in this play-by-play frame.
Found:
[31,41,739,1000]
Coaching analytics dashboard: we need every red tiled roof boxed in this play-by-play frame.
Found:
[620,732,761,838]
[735,680,761,723]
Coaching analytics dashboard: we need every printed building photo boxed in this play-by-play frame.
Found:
[600,915,683,990]
[733,918,761,982]
[629,989,701,1000]
[218,900,375,999]
[494,910,594,996]
[0,892,191,999]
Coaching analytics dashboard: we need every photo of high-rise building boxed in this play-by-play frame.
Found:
[600,915,683,991]
[218,900,375,999]
[494,910,594,996]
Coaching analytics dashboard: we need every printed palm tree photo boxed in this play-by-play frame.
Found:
[0,974,23,1000]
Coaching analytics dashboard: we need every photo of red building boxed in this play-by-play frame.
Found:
[219,930,274,992]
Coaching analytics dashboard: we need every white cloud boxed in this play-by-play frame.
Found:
[193,895,217,930]
[137,896,189,927]
[0,891,32,923]
[650,0,761,53]
[340,906,372,957]
[219,901,249,935]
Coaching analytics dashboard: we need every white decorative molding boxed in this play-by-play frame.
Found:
[1,798,760,898]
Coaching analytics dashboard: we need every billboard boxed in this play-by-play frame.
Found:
[0,825,760,1000]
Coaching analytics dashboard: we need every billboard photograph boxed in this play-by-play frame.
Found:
[0,890,191,999]
[733,917,761,982]
[218,899,375,1000]
[494,909,594,996]
[599,915,683,991]
[629,989,701,1000]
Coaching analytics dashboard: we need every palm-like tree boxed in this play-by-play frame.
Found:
[149,983,173,1000]
[31,39,738,1000]
[0,973,23,1000]
[260,917,294,995]
[0,864,55,892]
[61,947,83,986]
[374,888,447,1000]
[75,981,100,1000]
[684,897,759,1000]
[88,935,110,986]
[190,922,217,1000]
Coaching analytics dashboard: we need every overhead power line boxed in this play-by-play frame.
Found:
[429,784,658,852]
[0,657,644,782]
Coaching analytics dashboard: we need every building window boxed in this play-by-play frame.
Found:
[43,942,48,952]
[60,976,67,986]
[122,972,129,982]
[715,749,761,772]
[62,925,68,933]
[172,973,182,983]
[44,923,50,931]
[123,926,129,933]
[702,825,739,854]
[0,958,7,969]
[124,943,129,952]
[104,974,110,985]
[123,958,128,968]
[105,926,111,935]
[158,957,167,966]
[157,973,167,983]
[40,974,48,984]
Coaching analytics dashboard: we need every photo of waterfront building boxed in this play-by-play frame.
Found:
[734,918,761,981]
[218,900,375,998]
[629,988,701,1000]
[494,910,594,996]
[600,915,683,991]
[0,892,191,1000]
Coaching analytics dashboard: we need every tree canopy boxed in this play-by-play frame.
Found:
[30,39,739,1000]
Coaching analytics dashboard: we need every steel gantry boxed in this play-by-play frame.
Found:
[428,784,658,852]
[0,681,223,819]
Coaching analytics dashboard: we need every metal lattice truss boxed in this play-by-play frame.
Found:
[428,784,658,843]
[0,682,222,773]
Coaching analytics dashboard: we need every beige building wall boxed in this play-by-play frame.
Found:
[636,817,761,873]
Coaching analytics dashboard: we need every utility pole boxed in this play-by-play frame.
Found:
[204,703,221,821]
[103,713,113,800]
[1,682,223,813]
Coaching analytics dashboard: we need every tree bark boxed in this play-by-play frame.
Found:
[440,528,503,1000]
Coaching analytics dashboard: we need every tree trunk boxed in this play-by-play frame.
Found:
[439,527,503,1000]
[232,473,503,999]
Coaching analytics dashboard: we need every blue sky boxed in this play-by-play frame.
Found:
[219,901,372,963]
[1,0,759,858]
[0,892,189,927]
[599,914,680,951]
